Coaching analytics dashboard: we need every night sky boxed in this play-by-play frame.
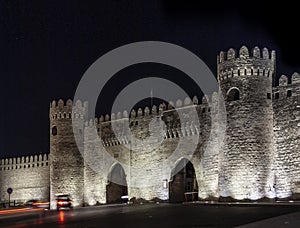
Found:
[0,0,299,158]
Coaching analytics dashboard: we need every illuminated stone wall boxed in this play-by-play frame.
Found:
[83,95,223,205]
[273,73,300,198]
[218,46,276,200]
[0,154,49,203]
[58,46,300,205]
[2,45,300,207]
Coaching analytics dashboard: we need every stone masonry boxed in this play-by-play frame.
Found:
[1,45,300,209]
[0,154,49,204]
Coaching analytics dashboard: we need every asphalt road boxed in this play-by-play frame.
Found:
[0,203,300,228]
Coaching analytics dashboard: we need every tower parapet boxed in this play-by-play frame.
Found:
[218,46,276,82]
[49,99,88,120]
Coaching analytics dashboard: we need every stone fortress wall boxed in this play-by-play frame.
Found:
[0,154,49,203]
[273,73,300,197]
[1,45,300,208]
[81,46,300,205]
[83,94,221,205]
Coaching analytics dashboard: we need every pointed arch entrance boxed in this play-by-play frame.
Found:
[106,163,128,204]
[169,158,198,203]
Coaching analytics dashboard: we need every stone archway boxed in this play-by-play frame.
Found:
[169,158,198,203]
[106,163,128,204]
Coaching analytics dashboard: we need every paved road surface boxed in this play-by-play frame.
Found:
[0,203,299,227]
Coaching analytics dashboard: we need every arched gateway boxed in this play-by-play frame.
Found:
[169,158,198,203]
[106,163,128,204]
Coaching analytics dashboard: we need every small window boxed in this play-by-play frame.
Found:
[287,90,292,97]
[135,121,138,126]
[52,126,57,136]
[114,153,119,158]
[275,93,279,99]
[267,93,271,99]
[32,164,34,167]
[227,88,240,102]
[202,108,206,113]
[46,162,48,166]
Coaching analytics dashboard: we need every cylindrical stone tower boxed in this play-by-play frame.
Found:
[218,46,276,200]
[49,99,87,209]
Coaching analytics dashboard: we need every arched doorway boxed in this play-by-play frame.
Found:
[169,158,198,203]
[106,163,128,204]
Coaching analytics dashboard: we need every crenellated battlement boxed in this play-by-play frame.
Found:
[49,99,88,120]
[273,72,300,100]
[277,72,300,86]
[218,46,275,62]
[89,95,219,125]
[82,92,225,148]
[218,46,276,82]
[0,153,49,171]
[49,94,217,125]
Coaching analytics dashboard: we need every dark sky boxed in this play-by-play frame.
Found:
[0,0,299,158]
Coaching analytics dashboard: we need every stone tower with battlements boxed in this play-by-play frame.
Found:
[217,46,276,199]
[49,99,88,209]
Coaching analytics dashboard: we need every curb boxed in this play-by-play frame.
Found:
[183,201,300,207]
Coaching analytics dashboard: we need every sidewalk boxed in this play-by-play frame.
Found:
[184,200,300,207]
